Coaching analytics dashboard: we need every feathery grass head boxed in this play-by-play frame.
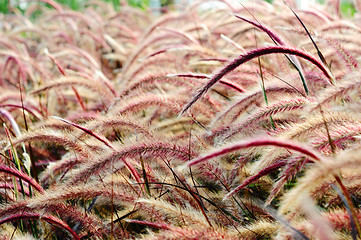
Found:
[1,1,361,239]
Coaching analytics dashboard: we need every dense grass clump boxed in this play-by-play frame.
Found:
[1,0,361,239]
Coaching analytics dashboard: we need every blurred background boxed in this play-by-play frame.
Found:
[0,0,358,17]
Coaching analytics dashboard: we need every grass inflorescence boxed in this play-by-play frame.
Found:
[1,0,361,239]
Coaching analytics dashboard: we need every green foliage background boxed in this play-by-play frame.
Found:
[0,0,358,16]
[0,0,150,13]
